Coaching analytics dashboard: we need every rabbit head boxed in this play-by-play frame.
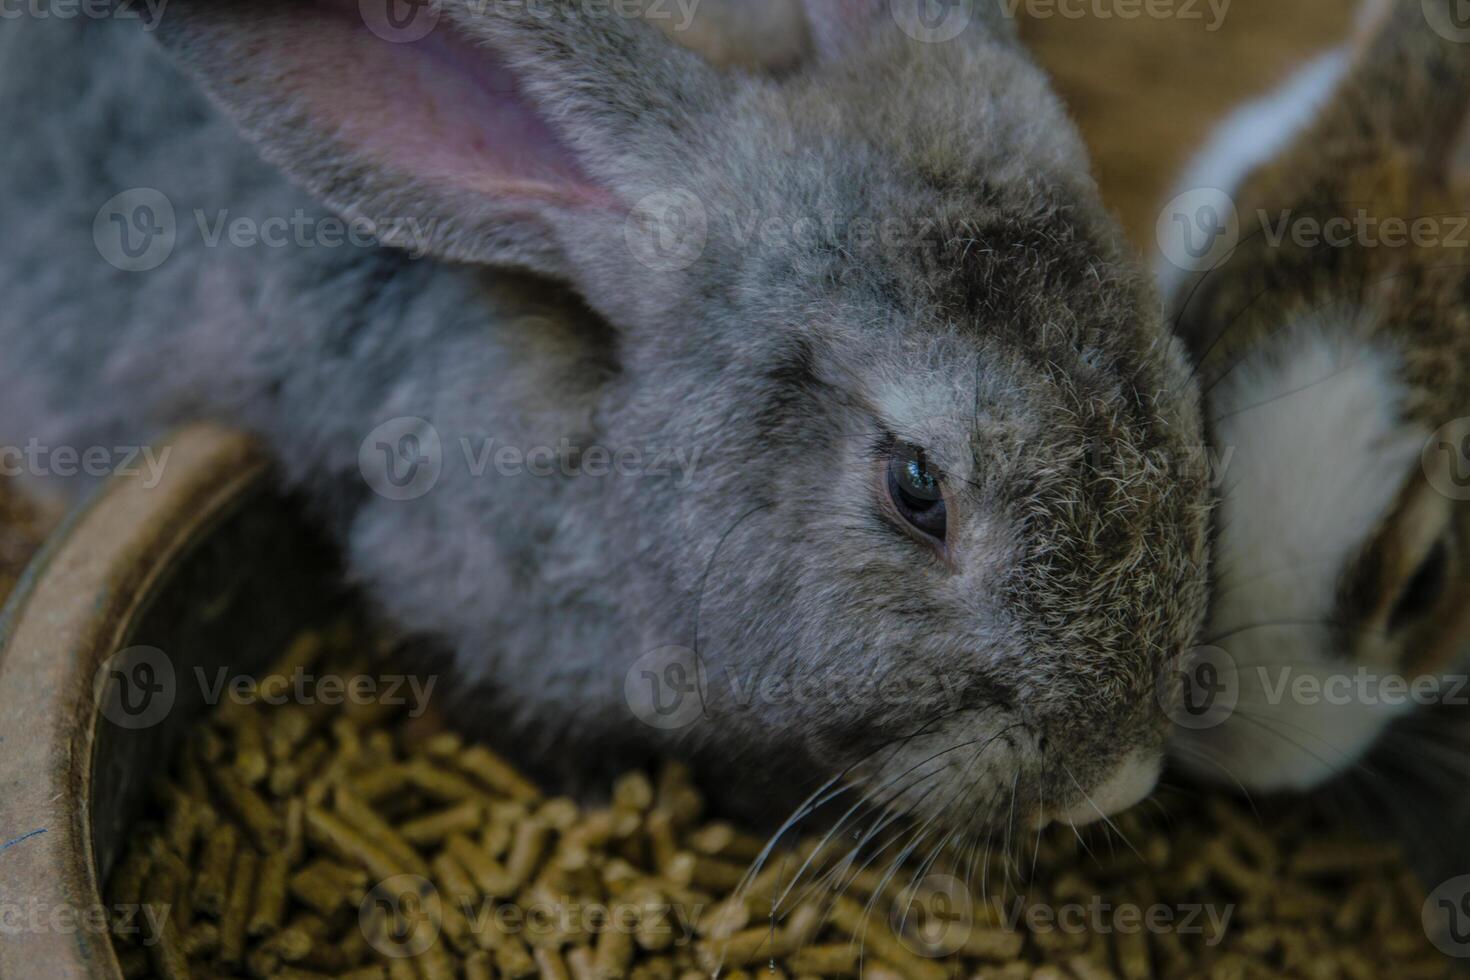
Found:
[1161,0,1470,791]
[147,0,1210,832]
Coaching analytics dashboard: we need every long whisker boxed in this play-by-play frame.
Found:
[770,730,995,916]
[1061,762,1141,861]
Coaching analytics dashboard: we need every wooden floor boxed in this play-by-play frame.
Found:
[1021,0,1358,247]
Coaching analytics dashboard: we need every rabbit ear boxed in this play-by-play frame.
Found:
[146,0,728,278]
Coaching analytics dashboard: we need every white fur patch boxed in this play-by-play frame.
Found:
[1051,749,1161,828]
[1156,50,1351,299]
[1180,320,1425,790]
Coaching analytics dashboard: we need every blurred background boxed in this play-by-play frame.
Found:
[1020,0,1358,245]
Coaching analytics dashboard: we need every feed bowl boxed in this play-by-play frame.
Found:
[0,425,341,979]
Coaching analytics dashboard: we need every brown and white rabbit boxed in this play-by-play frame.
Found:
[1157,0,1470,793]
[0,0,1212,837]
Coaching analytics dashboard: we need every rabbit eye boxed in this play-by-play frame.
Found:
[1388,538,1451,634]
[887,446,947,541]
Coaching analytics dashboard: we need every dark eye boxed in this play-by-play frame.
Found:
[1388,538,1451,633]
[887,446,947,542]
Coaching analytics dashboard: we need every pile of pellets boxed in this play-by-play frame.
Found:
[107,624,1458,980]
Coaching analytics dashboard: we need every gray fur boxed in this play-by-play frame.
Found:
[0,0,1209,829]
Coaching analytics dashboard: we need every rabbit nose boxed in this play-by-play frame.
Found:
[1042,750,1161,828]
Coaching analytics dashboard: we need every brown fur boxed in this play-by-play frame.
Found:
[1165,2,1470,681]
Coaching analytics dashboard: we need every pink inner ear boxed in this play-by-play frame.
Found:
[274,2,616,211]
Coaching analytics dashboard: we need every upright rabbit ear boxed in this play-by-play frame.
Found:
[146,0,727,279]
[797,0,1006,62]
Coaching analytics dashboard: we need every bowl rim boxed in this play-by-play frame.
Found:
[0,424,268,980]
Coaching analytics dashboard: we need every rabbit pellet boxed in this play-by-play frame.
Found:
[106,624,1456,980]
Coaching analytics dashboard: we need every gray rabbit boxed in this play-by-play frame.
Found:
[0,0,1210,836]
